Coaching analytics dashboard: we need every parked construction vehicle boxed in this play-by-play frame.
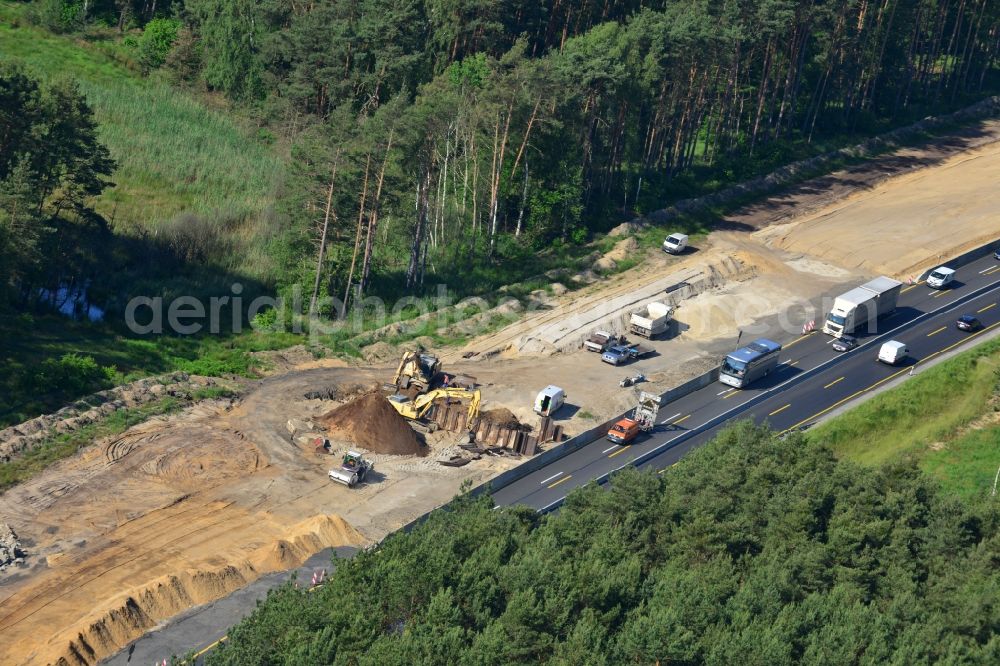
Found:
[584,330,626,353]
[629,302,673,339]
[606,392,661,444]
[329,450,373,487]
[387,388,482,428]
[620,373,645,387]
[391,351,442,393]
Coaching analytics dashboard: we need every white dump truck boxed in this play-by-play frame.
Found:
[823,276,902,337]
[629,302,673,339]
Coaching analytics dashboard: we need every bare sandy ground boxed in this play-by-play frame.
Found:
[758,131,1000,278]
[0,370,518,666]
[3,116,1000,666]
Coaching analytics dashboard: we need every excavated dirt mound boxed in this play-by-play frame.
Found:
[319,391,426,456]
[479,408,521,428]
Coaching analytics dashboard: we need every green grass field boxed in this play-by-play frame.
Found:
[809,336,1000,498]
[0,3,283,277]
[0,312,301,427]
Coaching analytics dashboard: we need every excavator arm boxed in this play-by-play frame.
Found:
[389,388,482,425]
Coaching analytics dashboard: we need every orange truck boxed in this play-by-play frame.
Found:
[606,392,662,445]
[607,418,642,445]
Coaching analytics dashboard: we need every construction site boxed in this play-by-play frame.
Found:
[3,116,1000,665]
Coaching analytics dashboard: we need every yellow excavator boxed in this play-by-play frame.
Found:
[391,351,442,393]
[387,388,481,429]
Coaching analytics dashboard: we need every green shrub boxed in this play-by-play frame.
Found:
[27,353,116,396]
[28,0,82,33]
[137,18,181,72]
[178,349,256,377]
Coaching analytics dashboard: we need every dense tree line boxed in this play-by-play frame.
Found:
[169,0,1000,307]
[13,0,1000,312]
[0,62,116,308]
[207,422,1000,664]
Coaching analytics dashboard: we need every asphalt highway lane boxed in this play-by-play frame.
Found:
[493,253,1000,511]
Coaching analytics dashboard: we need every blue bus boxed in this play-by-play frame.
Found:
[719,338,782,388]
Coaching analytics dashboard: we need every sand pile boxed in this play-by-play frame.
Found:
[319,391,426,456]
[250,515,363,570]
[479,408,521,428]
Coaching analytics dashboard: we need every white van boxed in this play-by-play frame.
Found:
[662,233,688,255]
[877,340,908,366]
[534,385,565,416]
[926,266,955,289]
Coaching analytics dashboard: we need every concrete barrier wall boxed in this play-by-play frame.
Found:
[917,242,999,281]
[472,366,721,497]
[400,366,722,530]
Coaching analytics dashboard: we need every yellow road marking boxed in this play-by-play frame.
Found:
[986,266,1000,276]
[979,303,996,313]
[548,474,572,489]
[723,390,741,399]
[783,320,1000,433]
[901,280,925,293]
[673,414,692,425]
[927,326,946,337]
[769,403,791,417]
[932,290,948,298]
[824,377,844,389]
[783,334,813,350]
[608,446,631,459]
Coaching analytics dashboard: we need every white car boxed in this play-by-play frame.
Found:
[926,266,955,289]
[877,340,908,365]
[662,233,688,255]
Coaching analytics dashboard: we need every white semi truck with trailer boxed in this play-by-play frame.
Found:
[822,276,902,338]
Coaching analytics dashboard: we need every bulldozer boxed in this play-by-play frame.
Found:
[391,351,442,394]
[328,450,373,488]
[387,388,481,429]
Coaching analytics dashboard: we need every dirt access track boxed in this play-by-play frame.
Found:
[2,116,1000,665]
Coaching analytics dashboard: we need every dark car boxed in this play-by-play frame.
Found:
[956,315,982,332]
[831,335,858,352]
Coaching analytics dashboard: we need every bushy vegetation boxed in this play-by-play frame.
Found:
[207,422,1000,665]
[0,312,296,426]
[811,336,1000,498]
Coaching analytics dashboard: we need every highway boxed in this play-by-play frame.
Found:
[492,252,1000,511]
[104,250,1000,665]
